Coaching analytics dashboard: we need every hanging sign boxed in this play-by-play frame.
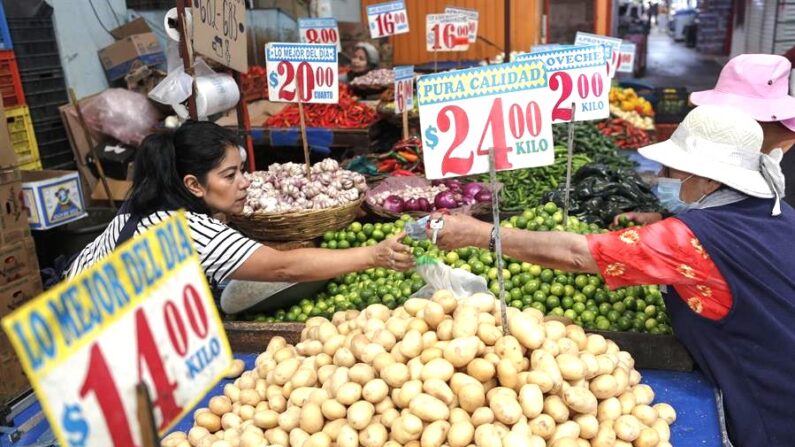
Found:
[617,43,637,73]
[298,18,341,52]
[417,60,555,179]
[574,31,622,78]
[367,0,410,39]
[1,212,232,447]
[394,65,415,115]
[192,0,248,72]
[426,14,470,52]
[444,6,479,43]
[515,45,609,122]
[266,43,339,103]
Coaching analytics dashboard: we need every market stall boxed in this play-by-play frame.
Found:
[0,1,752,447]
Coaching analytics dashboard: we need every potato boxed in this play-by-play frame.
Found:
[467,358,496,382]
[336,424,359,447]
[543,395,569,423]
[334,347,357,367]
[423,301,446,328]
[591,424,617,447]
[549,438,579,447]
[531,351,563,392]
[653,403,677,425]
[458,383,486,414]
[490,394,523,425]
[196,412,222,432]
[614,415,642,442]
[632,404,658,426]
[273,358,300,385]
[562,386,597,414]
[471,407,495,427]
[631,427,659,447]
[423,379,455,405]
[161,432,187,447]
[544,320,567,341]
[299,402,324,434]
[632,384,655,406]
[304,432,332,447]
[289,428,310,447]
[652,418,671,442]
[517,384,544,419]
[188,427,210,446]
[239,404,255,421]
[597,397,622,422]
[253,410,279,429]
[590,374,619,399]
[444,336,480,367]
[392,414,424,443]
[509,313,546,350]
[349,363,376,384]
[277,406,301,431]
[525,370,554,393]
[362,378,389,403]
[556,353,586,381]
[586,334,608,355]
[397,380,423,408]
[618,391,637,415]
[209,396,232,416]
[400,330,424,358]
[421,358,455,381]
[210,440,232,447]
[421,420,451,447]
[345,400,374,430]
[223,384,241,403]
[474,424,502,447]
[264,428,289,447]
[529,414,556,439]
[574,414,598,439]
[382,363,411,387]
[410,393,450,422]
[550,420,580,443]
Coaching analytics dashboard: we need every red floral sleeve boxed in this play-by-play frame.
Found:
[585,218,732,320]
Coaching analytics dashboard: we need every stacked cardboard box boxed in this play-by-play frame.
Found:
[0,95,41,402]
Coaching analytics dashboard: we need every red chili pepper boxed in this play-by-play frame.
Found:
[391,169,415,176]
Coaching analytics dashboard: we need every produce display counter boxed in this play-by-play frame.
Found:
[0,353,721,447]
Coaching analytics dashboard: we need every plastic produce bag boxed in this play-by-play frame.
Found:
[411,256,490,299]
[149,58,219,119]
[77,88,160,145]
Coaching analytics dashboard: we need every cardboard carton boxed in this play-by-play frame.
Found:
[22,170,87,230]
[0,169,30,245]
[98,18,166,81]
[0,237,38,287]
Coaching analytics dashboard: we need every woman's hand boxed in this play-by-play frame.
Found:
[427,213,491,251]
[612,212,664,227]
[372,233,415,272]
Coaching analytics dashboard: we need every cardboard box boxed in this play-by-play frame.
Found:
[22,170,87,230]
[0,237,38,287]
[91,177,132,202]
[0,274,42,357]
[0,350,29,402]
[0,169,30,245]
[98,18,166,81]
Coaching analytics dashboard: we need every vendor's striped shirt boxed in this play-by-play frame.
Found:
[66,211,261,285]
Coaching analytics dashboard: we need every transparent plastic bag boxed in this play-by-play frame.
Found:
[77,88,160,145]
[411,256,490,299]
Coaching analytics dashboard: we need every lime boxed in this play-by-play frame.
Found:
[582,285,596,298]
[445,252,460,264]
[480,252,495,266]
[581,310,596,323]
[618,317,632,331]
[644,305,658,318]
[550,283,565,297]
[550,307,565,316]
[459,264,472,272]
[552,212,564,224]
[508,263,522,275]
[598,303,612,315]
[564,309,578,320]
[328,240,338,249]
[573,293,586,304]
[362,223,374,235]
[546,296,560,309]
[564,285,576,297]
[510,288,523,301]
[470,260,485,275]
[531,302,546,314]
[521,262,532,272]
[516,216,529,229]
[511,299,524,308]
[543,202,558,214]
[607,310,620,323]
[350,222,363,233]
[540,269,554,283]
[338,240,351,249]
[323,231,335,241]
[561,297,574,309]
[522,280,540,295]
[540,283,551,294]
[529,264,542,277]
[489,282,501,296]
[522,209,535,220]
[320,242,328,248]
[533,291,547,303]
[596,319,610,330]
[372,230,385,241]
[573,302,586,314]
[383,223,394,234]
[487,267,499,281]
[635,299,647,312]
[357,232,368,242]
[574,275,589,289]
[644,318,658,331]
[594,290,609,304]
[612,302,627,313]
[504,280,514,291]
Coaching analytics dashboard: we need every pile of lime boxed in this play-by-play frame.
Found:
[240,203,672,335]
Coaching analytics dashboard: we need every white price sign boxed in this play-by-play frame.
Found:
[617,43,637,73]
[298,18,341,52]
[367,0,409,39]
[265,43,339,103]
[574,32,622,78]
[426,14,470,52]
[1,213,232,447]
[394,65,414,114]
[515,45,609,122]
[417,60,555,179]
[444,6,479,43]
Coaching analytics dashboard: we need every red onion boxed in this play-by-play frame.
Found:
[446,180,463,192]
[462,195,478,205]
[475,190,493,203]
[463,182,485,198]
[417,198,431,211]
[434,191,458,210]
[383,195,405,213]
[404,198,421,211]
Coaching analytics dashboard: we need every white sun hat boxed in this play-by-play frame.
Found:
[638,105,786,215]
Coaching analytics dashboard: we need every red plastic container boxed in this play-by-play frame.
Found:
[0,49,25,107]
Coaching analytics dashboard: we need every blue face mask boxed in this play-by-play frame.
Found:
[652,176,694,214]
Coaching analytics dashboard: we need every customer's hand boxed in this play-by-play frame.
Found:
[612,212,664,227]
[372,232,414,272]
[427,213,491,251]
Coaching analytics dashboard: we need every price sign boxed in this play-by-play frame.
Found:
[298,18,341,52]
[265,43,339,104]
[574,32,622,78]
[367,0,409,39]
[617,43,637,73]
[394,65,414,114]
[444,6,479,43]
[192,0,248,72]
[417,60,555,179]
[1,212,232,447]
[426,14,470,52]
[515,45,609,122]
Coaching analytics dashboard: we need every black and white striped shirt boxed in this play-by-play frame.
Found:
[66,211,262,285]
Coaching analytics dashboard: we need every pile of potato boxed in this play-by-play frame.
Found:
[163,291,677,447]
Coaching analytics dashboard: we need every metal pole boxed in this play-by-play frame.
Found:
[504,0,511,57]
[563,102,576,227]
[489,148,509,336]
[176,0,197,120]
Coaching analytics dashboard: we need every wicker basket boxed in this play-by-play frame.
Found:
[230,196,365,242]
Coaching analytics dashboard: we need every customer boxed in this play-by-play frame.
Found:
[66,121,413,286]
[429,106,795,446]
[620,53,795,222]
[341,42,380,84]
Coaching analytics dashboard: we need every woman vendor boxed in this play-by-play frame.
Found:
[429,106,795,446]
[340,42,380,84]
[620,53,795,224]
[66,121,413,286]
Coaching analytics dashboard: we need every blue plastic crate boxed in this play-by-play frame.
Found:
[0,1,13,50]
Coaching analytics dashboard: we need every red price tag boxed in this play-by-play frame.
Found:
[266,43,339,104]
[1,213,232,447]
[367,1,410,39]
[426,14,470,52]
[299,18,341,52]
[417,60,555,179]
[574,32,623,78]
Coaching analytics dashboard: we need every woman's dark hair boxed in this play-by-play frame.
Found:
[128,121,241,216]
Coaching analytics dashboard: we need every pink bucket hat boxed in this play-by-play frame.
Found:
[690,54,795,122]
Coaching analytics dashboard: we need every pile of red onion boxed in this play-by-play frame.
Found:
[368,179,492,214]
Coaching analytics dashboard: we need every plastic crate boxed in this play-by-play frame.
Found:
[5,105,39,166]
[0,50,24,107]
[39,149,74,170]
[7,18,55,44]
[28,100,62,122]
[19,159,42,171]
[12,52,61,73]
[0,1,12,50]
[655,87,691,124]
[12,39,58,57]
[24,85,66,109]
[32,116,68,145]
[20,68,65,93]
